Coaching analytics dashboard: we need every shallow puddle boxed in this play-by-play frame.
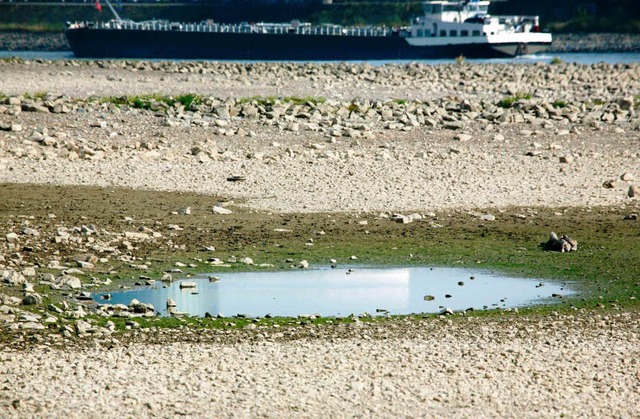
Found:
[94,267,573,317]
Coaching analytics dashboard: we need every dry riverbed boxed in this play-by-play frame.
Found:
[0,59,639,417]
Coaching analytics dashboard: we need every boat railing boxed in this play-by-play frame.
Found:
[68,20,394,37]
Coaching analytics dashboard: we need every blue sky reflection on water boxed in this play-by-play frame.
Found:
[95,267,572,317]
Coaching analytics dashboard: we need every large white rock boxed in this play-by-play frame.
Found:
[56,274,82,290]
[1,270,26,285]
[5,232,19,242]
[213,206,233,215]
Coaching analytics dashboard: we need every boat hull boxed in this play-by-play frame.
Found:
[65,28,550,60]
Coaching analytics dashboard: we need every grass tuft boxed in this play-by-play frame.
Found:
[497,92,533,108]
[550,56,564,65]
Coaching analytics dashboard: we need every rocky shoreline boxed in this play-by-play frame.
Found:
[1,31,640,54]
[1,59,639,417]
[0,31,68,52]
[549,32,640,53]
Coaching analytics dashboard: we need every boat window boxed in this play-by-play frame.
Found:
[425,29,431,37]
[417,29,424,37]
[440,30,447,37]
[473,30,481,36]
[427,4,441,14]
[449,30,457,37]
[461,30,469,37]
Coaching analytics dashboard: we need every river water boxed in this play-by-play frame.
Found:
[94,267,572,318]
[1,50,640,65]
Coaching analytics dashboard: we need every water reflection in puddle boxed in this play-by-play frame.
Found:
[95,267,572,317]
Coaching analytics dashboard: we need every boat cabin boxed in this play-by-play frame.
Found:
[411,0,540,39]
[423,0,490,23]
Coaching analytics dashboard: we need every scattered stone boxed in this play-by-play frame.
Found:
[213,206,233,215]
[21,293,43,305]
[90,120,108,129]
[75,319,92,334]
[454,133,472,142]
[226,175,246,182]
[393,214,413,224]
[444,121,464,130]
[77,291,92,301]
[5,232,19,242]
[56,274,82,290]
[546,232,578,252]
[48,303,64,314]
[629,185,639,198]
[179,281,196,289]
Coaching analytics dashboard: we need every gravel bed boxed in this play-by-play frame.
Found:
[1,313,639,418]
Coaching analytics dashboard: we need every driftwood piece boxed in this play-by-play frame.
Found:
[547,232,578,252]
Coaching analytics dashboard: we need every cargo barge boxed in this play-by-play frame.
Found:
[66,0,552,60]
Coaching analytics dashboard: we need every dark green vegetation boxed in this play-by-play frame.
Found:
[1,0,639,33]
[103,93,201,111]
[0,2,418,32]
[497,92,532,108]
[101,94,326,111]
[497,94,567,110]
[492,0,640,33]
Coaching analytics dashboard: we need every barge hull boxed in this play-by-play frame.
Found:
[66,28,548,60]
